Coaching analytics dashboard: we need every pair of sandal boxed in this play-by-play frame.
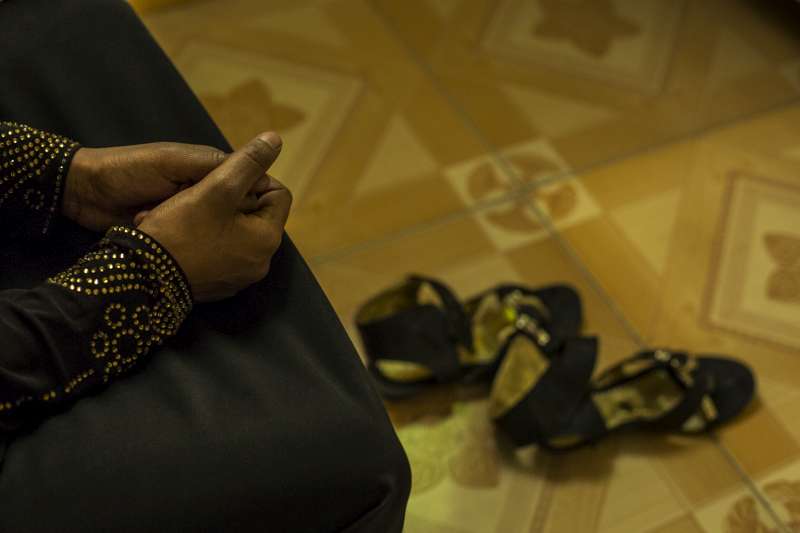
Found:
[356,275,755,451]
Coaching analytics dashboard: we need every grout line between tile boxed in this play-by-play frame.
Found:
[308,187,523,265]
[711,434,792,533]
[364,0,530,188]
[520,195,647,346]
[504,94,800,200]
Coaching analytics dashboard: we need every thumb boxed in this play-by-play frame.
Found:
[134,210,149,226]
[202,132,282,204]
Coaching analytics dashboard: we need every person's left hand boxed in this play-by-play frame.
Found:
[62,143,273,232]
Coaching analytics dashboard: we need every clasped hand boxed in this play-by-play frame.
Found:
[63,132,292,302]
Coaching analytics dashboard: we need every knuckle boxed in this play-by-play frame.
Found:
[213,177,239,197]
[247,259,270,284]
[272,229,286,249]
[258,261,271,280]
[262,227,282,254]
[208,149,227,166]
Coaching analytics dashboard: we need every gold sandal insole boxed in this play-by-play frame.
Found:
[359,283,543,383]
[553,370,718,448]
[488,348,720,449]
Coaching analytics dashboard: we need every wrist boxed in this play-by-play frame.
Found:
[62,148,98,224]
[106,225,195,311]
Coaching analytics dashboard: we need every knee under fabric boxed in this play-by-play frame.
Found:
[0,1,410,530]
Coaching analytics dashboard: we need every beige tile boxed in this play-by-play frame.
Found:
[373,0,800,171]
[694,481,786,533]
[651,435,748,508]
[697,457,800,532]
[645,514,706,533]
[756,459,800,531]
[718,402,800,480]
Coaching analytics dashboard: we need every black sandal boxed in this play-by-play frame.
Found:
[489,332,599,447]
[494,348,755,451]
[355,275,582,399]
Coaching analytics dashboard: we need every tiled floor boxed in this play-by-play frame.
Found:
[133,1,800,531]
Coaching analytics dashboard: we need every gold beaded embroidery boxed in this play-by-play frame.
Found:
[0,226,192,412]
[48,226,192,381]
[0,121,80,235]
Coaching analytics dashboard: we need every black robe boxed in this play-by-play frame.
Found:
[0,1,410,531]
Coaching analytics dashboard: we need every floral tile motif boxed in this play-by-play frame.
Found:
[201,79,307,147]
[699,493,784,533]
[704,173,800,351]
[173,41,363,199]
[481,0,683,93]
[444,139,600,251]
[531,0,640,58]
[397,402,501,496]
[696,458,800,533]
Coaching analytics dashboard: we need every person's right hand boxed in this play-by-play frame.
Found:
[137,132,292,302]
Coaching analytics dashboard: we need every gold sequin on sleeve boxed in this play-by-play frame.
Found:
[0,227,191,431]
[48,225,193,384]
[0,121,80,236]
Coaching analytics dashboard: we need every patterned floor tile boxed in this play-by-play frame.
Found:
[693,478,786,533]
[527,105,800,530]
[372,0,800,171]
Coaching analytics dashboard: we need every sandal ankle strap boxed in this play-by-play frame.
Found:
[356,275,472,383]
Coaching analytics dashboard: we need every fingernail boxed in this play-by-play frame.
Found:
[258,132,282,151]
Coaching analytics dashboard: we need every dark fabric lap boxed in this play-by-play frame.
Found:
[0,1,410,531]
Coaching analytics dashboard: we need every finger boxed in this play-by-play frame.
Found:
[155,143,229,185]
[134,210,149,226]
[240,193,261,213]
[254,176,289,204]
[251,179,292,229]
[250,174,271,196]
[203,132,282,204]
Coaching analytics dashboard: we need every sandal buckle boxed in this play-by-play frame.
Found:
[514,314,551,347]
[654,349,696,388]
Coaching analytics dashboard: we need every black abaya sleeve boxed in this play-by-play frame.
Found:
[0,121,193,435]
[0,121,80,241]
[0,225,192,435]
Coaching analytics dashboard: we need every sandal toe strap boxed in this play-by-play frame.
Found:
[409,275,473,352]
[492,335,599,447]
[650,351,714,431]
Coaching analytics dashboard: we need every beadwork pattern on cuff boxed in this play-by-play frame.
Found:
[0,121,81,235]
[47,226,193,382]
[0,367,98,416]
